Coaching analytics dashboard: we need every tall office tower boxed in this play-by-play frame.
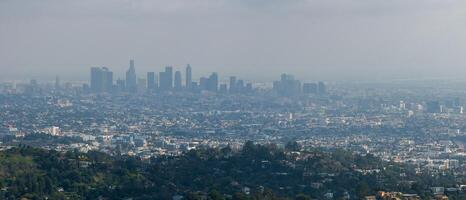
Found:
[303,83,318,94]
[103,67,113,92]
[185,64,192,89]
[159,66,173,90]
[236,79,244,93]
[174,71,182,90]
[147,72,156,91]
[125,59,137,93]
[317,81,326,95]
[166,66,173,89]
[229,76,236,93]
[207,72,218,92]
[199,77,208,90]
[159,71,166,90]
[154,74,158,89]
[90,67,113,93]
[90,67,102,93]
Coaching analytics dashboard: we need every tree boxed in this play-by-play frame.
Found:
[209,190,225,200]
[285,141,300,152]
[356,181,370,198]
[295,194,312,200]
[232,192,249,200]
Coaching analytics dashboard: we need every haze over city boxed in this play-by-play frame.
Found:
[5,1,466,200]
[2,0,466,81]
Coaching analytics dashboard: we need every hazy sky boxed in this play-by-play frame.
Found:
[1,0,466,82]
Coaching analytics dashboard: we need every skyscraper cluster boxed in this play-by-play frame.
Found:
[199,73,218,92]
[273,73,326,97]
[228,76,252,94]
[89,59,255,94]
[89,60,325,96]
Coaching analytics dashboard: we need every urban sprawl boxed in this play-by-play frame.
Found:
[2,60,466,199]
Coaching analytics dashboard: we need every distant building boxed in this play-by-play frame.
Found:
[174,71,182,90]
[229,76,237,93]
[125,59,137,93]
[90,67,100,92]
[90,67,113,93]
[318,81,326,95]
[273,74,301,97]
[236,80,245,93]
[147,72,156,91]
[207,72,218,92]
[159,66,173,91]
[198,73,219,92]
[186,64,192,89]
[199,77,208,91]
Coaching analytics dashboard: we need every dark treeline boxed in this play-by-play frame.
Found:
[0,142,460,200]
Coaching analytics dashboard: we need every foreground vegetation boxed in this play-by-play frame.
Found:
[0,142,462,199]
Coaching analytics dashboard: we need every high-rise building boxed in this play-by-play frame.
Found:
[318,81,326,95]
[159,71,166,90]
[147,72,156,91]
[199,77,208,91]
[174,71,182,90]
[186,64,192,89]
[90,67,101,93]
[159,66,173,91]
[229,76,236,93]
[166,66,173,88]
[125,59,137,93]
[90,67,113,93]
[207,72,218,92]
[236,79,244,93]
[104,68,113,92]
